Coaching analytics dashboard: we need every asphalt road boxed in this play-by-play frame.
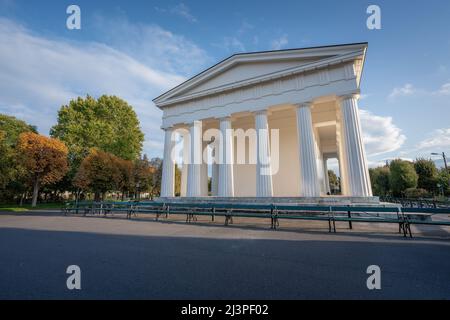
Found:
[1,211,449,299]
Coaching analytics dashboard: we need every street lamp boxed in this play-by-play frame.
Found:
[431,152,448,171]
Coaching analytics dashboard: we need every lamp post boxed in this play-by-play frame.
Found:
[431,152,448,171]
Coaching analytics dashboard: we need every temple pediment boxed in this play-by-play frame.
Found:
[153,43,367,108]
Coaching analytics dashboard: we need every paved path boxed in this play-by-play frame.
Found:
[1,211,449,299]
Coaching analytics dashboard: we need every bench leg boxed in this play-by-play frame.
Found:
[347,211,353,230]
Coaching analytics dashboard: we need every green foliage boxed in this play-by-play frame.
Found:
[327,170,340,194]
[369,166,391,196]
[414,158,438,193]
[389,159,418,196]
[0,114,37,146]
[437,168,450,196]
[50,95,144,166]
[149,158,163,198]
[0,132,12,188]
[404,188,430,198]
[0,114,37,199]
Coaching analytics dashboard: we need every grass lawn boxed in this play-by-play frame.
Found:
[0,203,63,212]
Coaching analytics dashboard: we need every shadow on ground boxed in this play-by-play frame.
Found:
[0,227,449,299]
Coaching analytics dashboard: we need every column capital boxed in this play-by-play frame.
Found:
[218,116,234,122]
[161,126,174,132]
[338,93,360,102]
[253,109,272,116]
[187,120,203,127]
[295,101,314,109]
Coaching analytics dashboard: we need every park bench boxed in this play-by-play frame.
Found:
[64,200,450,238]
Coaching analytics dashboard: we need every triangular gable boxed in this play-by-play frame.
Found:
[154,43,367,107]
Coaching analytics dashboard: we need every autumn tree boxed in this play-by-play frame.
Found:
[133,155,155,200]
[74,149,122,201]
[17,132,69,207]
[117,158,135,200]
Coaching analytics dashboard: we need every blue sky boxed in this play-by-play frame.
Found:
[1,0,449,167]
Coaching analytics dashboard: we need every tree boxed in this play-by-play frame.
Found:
[0,131,14,189]
[133,155,155,200]
[327,170,340,194]
[0,114,37,146]
[149,158,163,199]
[17,132,69,207]
[389,159,418,197]
[117,158,135,200]
[0,114,37,198]
[50,95,144,178]
[369,166,391,196]
[414,158,438,193]
[74,149,122,201]
[437,168,450,196]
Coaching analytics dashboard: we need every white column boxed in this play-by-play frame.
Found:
[186,121,203,197]
[160,128,176,197]
[339,94,373,197]
[211,138,219,196]
[336,116,349,195]
[180,131,189,197]
[201,140,208,196]
[296,103,321,197]
[218,117,234,197]
[255,111,273,197]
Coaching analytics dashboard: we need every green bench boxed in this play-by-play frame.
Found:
[65,201,450,238]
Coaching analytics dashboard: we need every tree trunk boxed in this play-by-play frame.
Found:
[94,192,101,202]
[31,178,39,207]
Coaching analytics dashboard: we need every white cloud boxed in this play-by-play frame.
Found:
[93,15,209,76]
[360,109,406,157]
[156,3,197,23]
[416,128,450,151]
[0,18,209,158]
[434,83,450,96]
[388,83,416,99]
[388,82,450,99]
[270,35,289,50]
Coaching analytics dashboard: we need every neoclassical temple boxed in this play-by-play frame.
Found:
[154,43,374,202]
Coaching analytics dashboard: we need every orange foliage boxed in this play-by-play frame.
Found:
[74,148,123,193]
[17,132,69,185]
